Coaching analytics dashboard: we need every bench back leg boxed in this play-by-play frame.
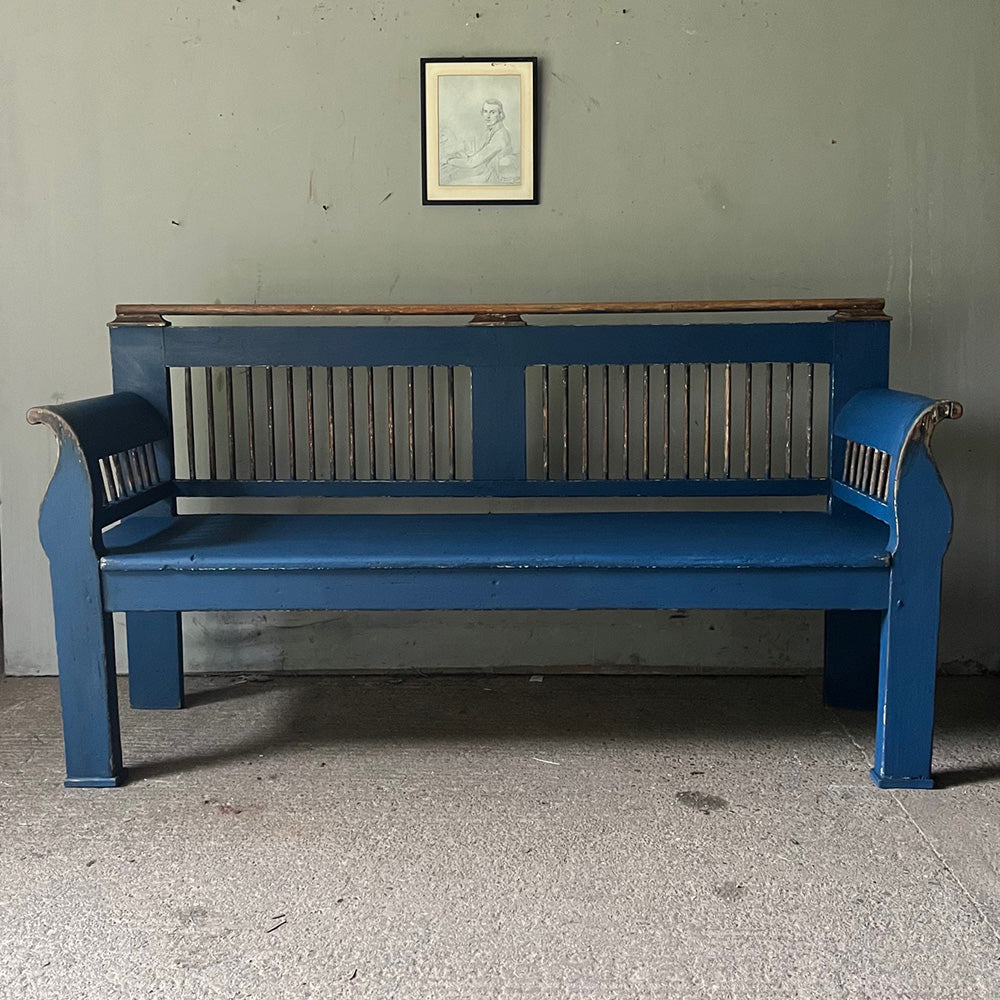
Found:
[823,609,881,710]
[126,612,185,710]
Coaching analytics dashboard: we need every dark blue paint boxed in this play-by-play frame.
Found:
[145,322,842,369]
[126,612,184,710]
[101,511,891,574]
[870,422,954,788]
[28,406,126,787]
[471,365,528,481]
[31,315,960,788]
[174,477,828,499]
[100,566,891,615]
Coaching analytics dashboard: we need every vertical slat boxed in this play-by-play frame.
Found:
[117,452,133,495]
[136,447,151,488]
[784,363,793,478]
[265,367,276,480]
[306,367,316,480]
[581,365,589,479]
[366,367,376,480]
[98,458,116,502]
[622,365,630,479]
[121,450,139,491]
[183,367,196,479]
[878,452,891,501]
[683,364,691,479]
[204,367,217,480]
[663,364,670,479]
[562,365,569,479]
[95,458,107,504]
[347,366,357,479]
[861,446,873,491]
[642,365,650,480]
[326,367,337,480]
[286,367,297,480]
[703,363,711,479]
[843,440,853,482]
[146,443,161,485]
[407,366,416,480]
[744,364,752,478]
[387,366,397,480]
[428,366,437,480]
[723,363,732,479]
[245,367,256,481]
[225,367,236,480]
[447,365,456,480]
[127,448,146,490]
[541,365,550,480]
[110,453,130,497]
[115,454,129,497]
[602,365,610,479]
[805,363,814,479]
[105,456,121,501]
[136,445,153,488]
[848,440,860,485]
[764,363,773,479]
[867,450,880,495]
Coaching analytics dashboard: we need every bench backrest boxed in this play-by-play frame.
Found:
[108,309,890,503]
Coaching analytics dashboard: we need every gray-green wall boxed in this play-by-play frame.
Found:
[3,2,998,675]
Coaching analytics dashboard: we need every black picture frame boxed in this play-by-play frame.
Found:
[421,57,538,205]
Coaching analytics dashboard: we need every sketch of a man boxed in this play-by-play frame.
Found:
[440,98,519,185]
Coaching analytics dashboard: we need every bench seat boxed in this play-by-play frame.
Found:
[100,510,891,612]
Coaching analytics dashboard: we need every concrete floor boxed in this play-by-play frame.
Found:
[1,672,999,999]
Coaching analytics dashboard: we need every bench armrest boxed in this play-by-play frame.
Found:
[832,389,962,552]
[28,393,175,551]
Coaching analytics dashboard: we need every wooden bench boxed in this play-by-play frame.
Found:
[29,299,962,789]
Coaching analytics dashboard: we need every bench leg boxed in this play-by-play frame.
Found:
[51,580,126,788]
[127,612,185,710]
[823,610,881,710]
[870,565,940,790]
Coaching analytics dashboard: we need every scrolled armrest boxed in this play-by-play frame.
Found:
[832,388,961,552]
[27,392,169,458]
[833,389,961,461]
[29,392,175,540]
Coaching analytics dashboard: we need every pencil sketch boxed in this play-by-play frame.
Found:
[437,75,521,186]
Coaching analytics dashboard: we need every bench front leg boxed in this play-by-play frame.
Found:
[30,399,138,787]
[127,612,185,710]
[871,553,940,789]
[869,411,954,789]
[49,554,126,788]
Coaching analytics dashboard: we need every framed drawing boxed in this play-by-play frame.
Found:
[421,57,538,205]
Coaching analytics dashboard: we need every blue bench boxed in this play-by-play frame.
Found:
[29,299,962,789]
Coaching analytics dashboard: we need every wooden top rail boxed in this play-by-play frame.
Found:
[112,298,889,326]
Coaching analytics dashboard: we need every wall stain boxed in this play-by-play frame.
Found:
[550,71,601,113]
